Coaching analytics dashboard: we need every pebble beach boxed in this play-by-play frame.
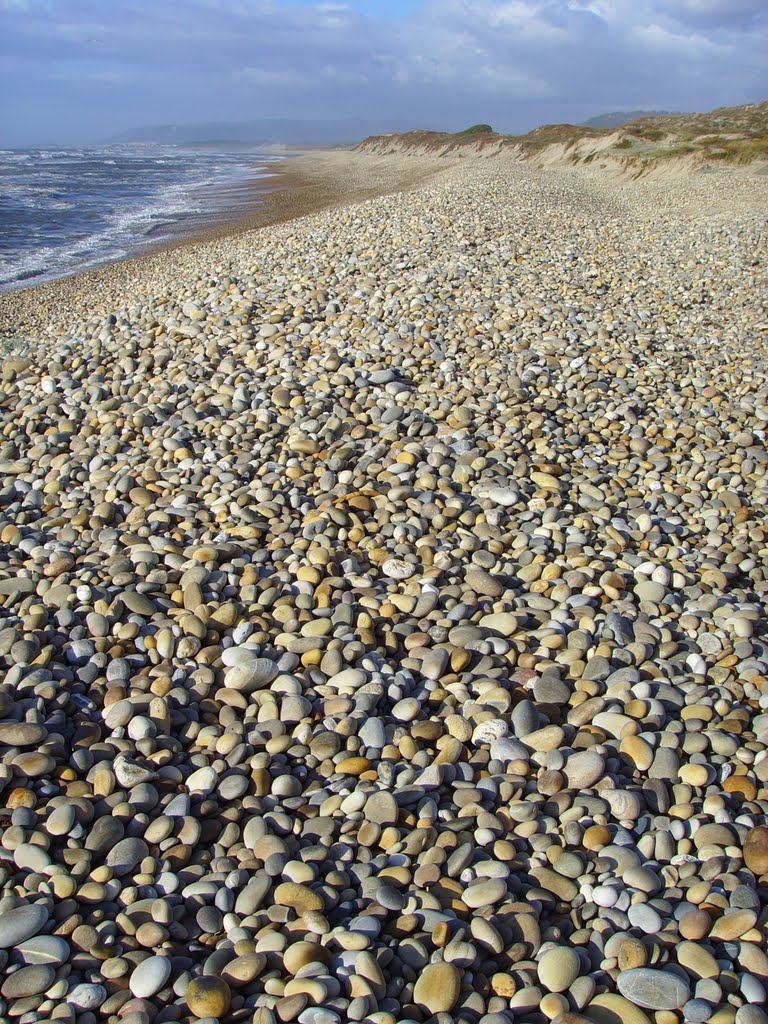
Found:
[0,150,767,1024]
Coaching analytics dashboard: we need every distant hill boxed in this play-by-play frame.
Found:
[581,110,673,128]
[109,118,419,147]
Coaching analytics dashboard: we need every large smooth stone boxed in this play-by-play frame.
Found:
[186,976,231,1017]
[538,946,582,992]
[14,935,69,966]
[466,568,503,597]
[130,955,172,998]
[85,816,125,854]
[0,964,55,998]
[274,882,324,914]
[105,837,149,877]
[564,751,605,789]
[364,791,398,826]
[0,904,48,949]
[744,826,768,875]
[68,983,107,1009]
[223,658,278,692]
[185,766,218,796]
[616,968,690,1010]
[0,723,47,746]
[585,993,652,1024]
[463,878,508,909]
[413,962,462,1013]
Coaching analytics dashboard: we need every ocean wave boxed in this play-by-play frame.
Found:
[0,146,280,292]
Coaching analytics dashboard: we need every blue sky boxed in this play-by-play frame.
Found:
[1,0,766,145]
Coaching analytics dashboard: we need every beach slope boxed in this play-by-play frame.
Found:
[0,151,767,1021]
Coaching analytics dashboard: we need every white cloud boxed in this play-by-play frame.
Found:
[232,67,307,87]
[635,21,728,56]
[1,0,766,144]
[488,3,568,38]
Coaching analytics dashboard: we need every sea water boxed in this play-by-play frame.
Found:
[0,144,279,293]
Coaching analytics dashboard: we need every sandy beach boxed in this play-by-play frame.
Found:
[1,150,768,1023]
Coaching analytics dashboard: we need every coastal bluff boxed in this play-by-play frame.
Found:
[355,99,768,179]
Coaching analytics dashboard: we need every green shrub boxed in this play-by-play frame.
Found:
[635,126,664,141]
[457,123,494,135]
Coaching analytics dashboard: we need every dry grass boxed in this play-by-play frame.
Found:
[615,102,768,165]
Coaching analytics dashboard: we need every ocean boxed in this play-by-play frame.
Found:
[0,144,281,293]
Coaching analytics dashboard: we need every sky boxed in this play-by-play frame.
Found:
[1,0,766,146]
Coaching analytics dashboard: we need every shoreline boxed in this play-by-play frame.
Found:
[3,146,766,343]
[0,148,448,340]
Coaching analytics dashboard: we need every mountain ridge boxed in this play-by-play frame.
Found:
[109,118,422,146]
[580,109,674,128]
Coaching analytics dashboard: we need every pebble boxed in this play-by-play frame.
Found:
[67,983,107,1010]
[0,964,55,998]
[413,962,462,1013]
[185,976,232,1017]
[564,751,605,789]
[105,837,149,876]
[617,968,690,1010]
[0,149,767,1024]
[587,994,653,1024]
[538,946,581,992]
[744,826,768,875]
[14,935,69,966]
[364,791,398,826]
[129,956,172,998]
[466,568,503,597]
[0,904,48,948]
[463,879,507,908]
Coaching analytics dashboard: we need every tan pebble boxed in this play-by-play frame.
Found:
[12,752,55,777]
[128,487,153,508]
[620,735,654,771]
[413,962,462,1013]
[586,993,652,1024]
[709,909,757,940]
[185,976,231,1018]
[273,882,324,914]
[335,756,370,775]
[445,715,473,741]
[679,909,711,940]
[676,940,720,979]
[743,826,768,875]
[679,764,711,787]
[283,978,327,1002]
[492,973,517,997]
[617,937,647,970]
[583,825,611,851]
[6,788,36,809]
[722,775,757,801]
[707,1009,736,1024]
[283,941,325,975]
[541,993,569,1020]
[135,922,166,947]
